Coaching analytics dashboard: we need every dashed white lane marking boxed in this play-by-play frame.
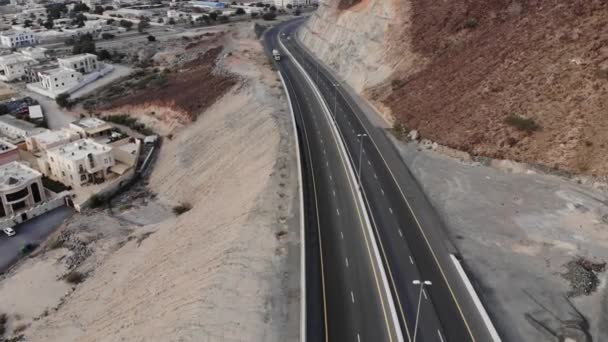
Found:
[329,175,333,181]
[438,330,445,342]
[323,149,326,155]
[423,289,428,300]
[381,188,385,195]
[389,207,393,214]
[367,160,371,166]
[336,208,340,216]
[332,190,336,197]
[374,173,377,179]
[326,161,329,167]
[348,121,351,126]
[409,255,414,264]
[350,291,355,303]
[352,129,355,134]
[340,231,344,239]
[357,333,361,342]
[345,257,349,268]
[399,229,403,238]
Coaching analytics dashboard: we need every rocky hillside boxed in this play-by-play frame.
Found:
[300,0,608,177]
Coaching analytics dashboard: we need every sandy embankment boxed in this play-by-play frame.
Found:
[1,24,300,341]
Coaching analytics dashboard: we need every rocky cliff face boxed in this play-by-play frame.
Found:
[299,0,423,92]
[300,0,608,177]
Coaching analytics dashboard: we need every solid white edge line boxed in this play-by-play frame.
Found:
[277,70,306,342]
[450,254,502,342]
[279,35,405,342]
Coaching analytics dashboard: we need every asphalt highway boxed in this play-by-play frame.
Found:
[266,18,497,342]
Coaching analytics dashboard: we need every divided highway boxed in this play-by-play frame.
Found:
[266,18,499,342]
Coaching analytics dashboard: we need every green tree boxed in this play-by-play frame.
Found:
[235,8,245,15]
[72,33,95,54]
[137,17,150,32]
[168,17,176,25]
[119,19,133,30]
[147,35,156,42]
[93,5,104,14]
[209,12,218,21]
[262,12,276,21]
[96,49,111,60]
[56,93,71,108]
[72,3,89,12]
[43,17,54,29]
[23,19,32,27]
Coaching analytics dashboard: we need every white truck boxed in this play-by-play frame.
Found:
[272,49,281,61]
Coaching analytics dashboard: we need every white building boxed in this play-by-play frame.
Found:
[0,161,46,219]
[45,139,115,188]
[0,30,38,48]
[0,115,47,144]
[36,67,82,94]
[26,128,80,153]
[18,47,48,60]
[0,53,37,82]
[0,138,20,166]
[58,53,99,74]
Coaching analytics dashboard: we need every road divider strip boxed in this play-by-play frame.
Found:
[277,70,307,342]
[450,255,501,342]
[279,33,405,342]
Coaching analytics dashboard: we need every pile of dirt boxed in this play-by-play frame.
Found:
[110,46,237,121]
[365,1,608,176]
[338,0,363,10]
[562,257,606,297]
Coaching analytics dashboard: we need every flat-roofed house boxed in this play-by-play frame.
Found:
[46,139,114,188]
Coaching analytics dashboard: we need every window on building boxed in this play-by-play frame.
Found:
[61,171,65,176]
[6,187,30,202]
[81,174,87,181]
[31,182,41,203]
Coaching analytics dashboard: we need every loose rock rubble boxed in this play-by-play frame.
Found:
[562,257,606,297]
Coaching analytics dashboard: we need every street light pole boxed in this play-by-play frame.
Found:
[412,280,432,342]
[357,133,367,187]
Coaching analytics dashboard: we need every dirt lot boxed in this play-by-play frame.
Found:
[0,22,299,341]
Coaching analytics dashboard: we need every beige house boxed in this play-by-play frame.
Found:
[0,115,47,144]
[26,128,80,153]
[0,161,45,219]
[58,53,99,74]
[45,139,114,188]
[69,117,113,139]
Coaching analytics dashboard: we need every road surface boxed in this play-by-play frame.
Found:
[266,19,499,342]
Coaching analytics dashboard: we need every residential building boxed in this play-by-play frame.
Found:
[46,139,115,188]
[0,115,47,144]
[0,53,37,82]
[0,139,20,166]
[0,30,38,48]
[26,128,80,153]
[36,67,82,93]
[0,161,46,219]
[58,54,99,74]
[69,118,113,139]
[18,47,48,60]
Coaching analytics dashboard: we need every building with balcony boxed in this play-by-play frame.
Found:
[0,30,38,48]
[0,161,45,219]
[0,53,37,82]
[45,139,114,188]
[26,128,80,153]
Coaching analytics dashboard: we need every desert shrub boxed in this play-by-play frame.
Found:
[504,114,539,133]
[463,18,479,29]
[262,12,276,21]
[55,93,71,108]
[89,194,104,208]
[0,313,7,335]
[391,122,409,141]
[13,322,28,334]
[172,202,192,215]
[48,237,64,250]
[64,271,85,284]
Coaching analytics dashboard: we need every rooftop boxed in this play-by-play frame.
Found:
[0,161,41,192]
[0,30,33,37]
[30,129,74,146]
[0,138,17,152]
[0,114,39,131]
[48,139,111,161]
[40,67,77,78]
[57,53,97,64]
[71,117,110,129]
[0,53,32,65]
